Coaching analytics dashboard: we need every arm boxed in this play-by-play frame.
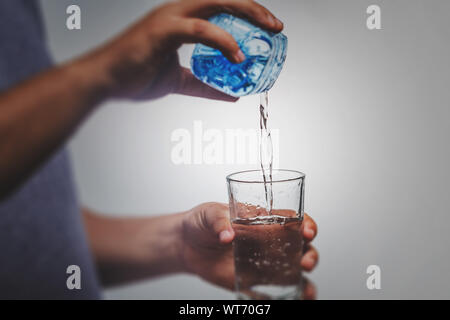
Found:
[0,54,110,199]
[0,0,282,199]
[83,208,186,286]
[83,203,319,296]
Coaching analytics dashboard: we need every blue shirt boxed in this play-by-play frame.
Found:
[0,0,101,299]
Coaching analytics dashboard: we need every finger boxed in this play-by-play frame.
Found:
[180,0,283,33]
[302,213,317,243]
[173,18,244,63]
[302,277,317,300]
[176,68,239,101]
[202,202,235,244]
[301,245,319,272]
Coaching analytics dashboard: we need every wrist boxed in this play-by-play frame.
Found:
[142,211,191,276]
[63,48,118,106]
[177,210,193,275]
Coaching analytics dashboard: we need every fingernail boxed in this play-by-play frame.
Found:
[234,50,245,63]
[307,256,316,267]
[219,230,232,242]
[305,225,315,238]
[266,14,276,27]
[276,18,283,29]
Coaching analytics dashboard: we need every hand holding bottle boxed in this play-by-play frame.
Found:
[89,0,284,101]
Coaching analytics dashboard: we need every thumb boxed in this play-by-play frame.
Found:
[203,203,235,244]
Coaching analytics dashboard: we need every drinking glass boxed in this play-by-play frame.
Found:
[226,169,306,300]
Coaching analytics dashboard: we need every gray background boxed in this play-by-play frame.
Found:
[39,0,450,299]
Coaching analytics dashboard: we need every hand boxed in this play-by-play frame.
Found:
[181,202,319,299]
[91,0,283,101]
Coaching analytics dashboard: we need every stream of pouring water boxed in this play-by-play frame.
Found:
[259,91,273,213]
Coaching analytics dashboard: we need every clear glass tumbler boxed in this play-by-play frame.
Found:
[226,169,305,300]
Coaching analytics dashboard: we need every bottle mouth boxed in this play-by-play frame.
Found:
[252,32,288,94]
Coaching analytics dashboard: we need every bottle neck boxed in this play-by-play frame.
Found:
[252,33,288,94]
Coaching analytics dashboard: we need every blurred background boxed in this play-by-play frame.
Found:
[40,0,450,299]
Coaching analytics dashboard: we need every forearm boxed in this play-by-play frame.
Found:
[0,51,112,199]
[83,208,187,287]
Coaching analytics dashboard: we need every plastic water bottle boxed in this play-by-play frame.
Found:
[191,14,287,97]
